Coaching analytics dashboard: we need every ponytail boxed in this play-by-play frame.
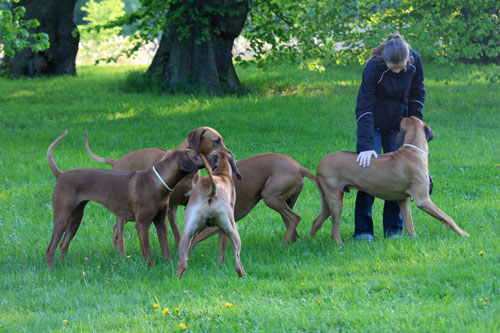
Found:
[369,33,413,64]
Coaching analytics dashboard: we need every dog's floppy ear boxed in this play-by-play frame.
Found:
[207,152,220,171]
[187,128,206,151]
[424,125,434,142]
[396,130,406,148]
[228,155,241,180]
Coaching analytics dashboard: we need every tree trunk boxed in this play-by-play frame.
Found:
[7,0,79,77]
[148,0,248,94]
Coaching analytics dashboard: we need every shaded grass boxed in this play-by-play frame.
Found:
[0,63,499,331]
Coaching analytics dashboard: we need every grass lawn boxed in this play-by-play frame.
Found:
[0,62,499,332]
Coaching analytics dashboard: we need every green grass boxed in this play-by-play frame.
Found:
[0,63,499,332]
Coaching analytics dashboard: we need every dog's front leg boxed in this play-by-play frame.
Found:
[415,198,470,237]
[398,197,415,237]
[135,219,154,268]
[153,210,170,262]
[167,194,184,249]
[115,217,127,257]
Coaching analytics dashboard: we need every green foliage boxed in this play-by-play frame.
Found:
[90,0,249,64]
[77,0,127,64]
[84,0,499,68]
[0,63,499,331]
[0,0,49,58]
[241,0,500,65]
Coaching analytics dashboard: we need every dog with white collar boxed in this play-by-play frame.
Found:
[310,116,469,244]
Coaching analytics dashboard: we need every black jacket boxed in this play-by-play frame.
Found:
[355,49,425,152]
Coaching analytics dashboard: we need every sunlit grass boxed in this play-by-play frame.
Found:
[0,62,499,331]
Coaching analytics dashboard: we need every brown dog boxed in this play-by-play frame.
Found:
[84,126,231,256]
[168,153,320,257]
[85,126,228,172]
[309,116,470,244]
[177,151,244,278]
[46,130,204,269]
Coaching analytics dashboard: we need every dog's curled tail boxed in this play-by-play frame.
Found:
[200,154,216,201]
[47,130,68,179]
[84,133,116,167]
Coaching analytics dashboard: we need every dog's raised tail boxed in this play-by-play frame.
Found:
[200,154,216,201]
[47,130,68,179]
[300,166,321,194]
[84,133,116,167]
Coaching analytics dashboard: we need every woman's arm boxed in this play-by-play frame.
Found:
[355,61,378,152]
[408,51,425,119]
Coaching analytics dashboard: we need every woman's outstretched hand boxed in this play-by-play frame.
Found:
[357,150,378,167]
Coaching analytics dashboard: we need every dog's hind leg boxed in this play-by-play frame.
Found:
[398,197,415,237]
[177,216,202,278]
[219,215,245,277]
[309,190,331,238]
[47,210,73,269]
[59,202,87,261]
[262,195,301,243]
[217,230,228,266]
[285,190,302,239]
[327,192,344,245]
[153,209,170,261]
[414,197,469,237]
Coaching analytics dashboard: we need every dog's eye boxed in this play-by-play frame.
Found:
[214,138,221,146]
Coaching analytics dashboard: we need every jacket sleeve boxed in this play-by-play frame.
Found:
[407,51,425,119]
[355,62,377,152]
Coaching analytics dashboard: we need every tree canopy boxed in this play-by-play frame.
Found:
[102,0,499,66]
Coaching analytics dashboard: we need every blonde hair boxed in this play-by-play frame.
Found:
[370,34,413,64]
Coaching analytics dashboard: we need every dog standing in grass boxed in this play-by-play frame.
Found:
[177,151,244,278]
[309,117,470,244]
[85,126,232,256]
[46,130,204,269]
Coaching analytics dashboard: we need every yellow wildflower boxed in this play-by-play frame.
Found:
[63,320,68,324]
[224,302,233,308]
[162,307,169,315]
[153,303,159,309]
[174,307,180,312]
[479,251,484,256]
[178,323,187,330]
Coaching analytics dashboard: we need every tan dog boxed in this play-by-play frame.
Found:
[174,153,320,261]
[84,127,231,256]
[177,151,244,278]
[309,116,469,244]
[46,130,204,269]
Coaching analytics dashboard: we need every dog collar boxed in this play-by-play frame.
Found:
[152,166,174,192]
[403,144,428,157]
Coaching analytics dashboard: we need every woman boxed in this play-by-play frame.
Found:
[354,34,426,241]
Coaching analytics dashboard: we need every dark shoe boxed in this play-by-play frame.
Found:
[354,234,374,242]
